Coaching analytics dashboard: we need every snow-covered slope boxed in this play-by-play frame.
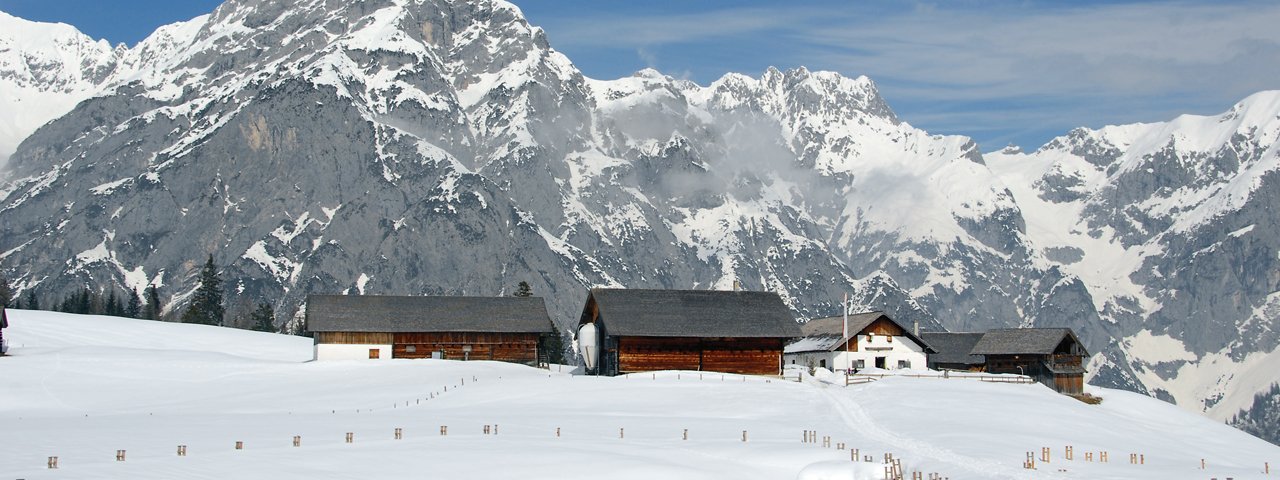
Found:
[2,310,1276,479]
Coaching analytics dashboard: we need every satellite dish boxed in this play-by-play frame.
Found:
[578,323,599,373]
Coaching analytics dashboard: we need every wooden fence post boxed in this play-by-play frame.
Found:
[1042,447,1050,463]
[1065,445,1073,460]
[620,428,625,439]
[1130,453,1137,464]
[116,450,126,461]
[742,430,748,442]
[395,428,403,440]
[484,425,491,435]
[48,456,58,469]
[1085,452,1093,462]
[556,427,561,437]
[683,429,688,440]
[1101,451,1108,463]
[293,436,301,447]
[177,445,187,456]
[236,441,243,450]
[1025,451,1036,469]
[440,426,447,436]
[346,432,354,443]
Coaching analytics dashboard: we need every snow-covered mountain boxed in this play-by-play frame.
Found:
[0,10,207,166]
[0,0,1278,442]
[987,92,1280,433]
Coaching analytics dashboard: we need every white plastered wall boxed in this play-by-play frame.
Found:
[785,335,927,372]
[316,343,394,361]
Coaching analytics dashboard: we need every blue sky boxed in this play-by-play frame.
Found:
[3,0,1278,150]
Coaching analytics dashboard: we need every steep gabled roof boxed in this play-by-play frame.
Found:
[785,312,935,353]
[582,288,800,338]
[920,332,986,365]
[969,328,1087,356]
[306,295,553,334]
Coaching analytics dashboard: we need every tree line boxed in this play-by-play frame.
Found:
[0,255,277,333]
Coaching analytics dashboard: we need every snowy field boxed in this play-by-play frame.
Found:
[1,310,1276,479]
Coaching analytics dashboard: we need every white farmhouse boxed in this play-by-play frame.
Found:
[784,312,933,373]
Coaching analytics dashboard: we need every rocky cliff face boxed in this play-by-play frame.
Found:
[1,0,1278,442]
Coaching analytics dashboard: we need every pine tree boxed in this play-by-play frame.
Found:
[0,272,12,308]
[125,288,141,318]
[180,255,225,326]
[76,288,92,314]
[514,281,532,297]
[144,284,161,320]
[250,303,276,332]
[542,321,566,364]
[24,290,38,311]
[105,291,120,317]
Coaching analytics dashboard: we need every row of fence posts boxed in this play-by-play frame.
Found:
[1020,445,1271,475]
[801,430,947,480]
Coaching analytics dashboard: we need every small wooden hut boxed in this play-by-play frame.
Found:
[306,295,554,365]
[576,289,801,376]
[969,328,1089,394]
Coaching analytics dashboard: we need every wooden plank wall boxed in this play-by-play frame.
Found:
[617,337,785,375]
[315,332,393,344]
[391,332,540,365]
[862,318,906,336]
[618,337,700,372]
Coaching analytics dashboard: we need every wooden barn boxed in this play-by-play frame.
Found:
[784,312,934,373]
[306,295,554,366]
[919,332,986,371]
[575,289,801,376]
[969,328,1089,395]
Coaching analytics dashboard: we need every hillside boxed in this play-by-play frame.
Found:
[1,310,1275,479]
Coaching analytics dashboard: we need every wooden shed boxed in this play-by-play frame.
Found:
[306,295,554,365]
[919,332,986,371]
[576,289,801,376]
[969,328,1089,395]
[784,312,934,372]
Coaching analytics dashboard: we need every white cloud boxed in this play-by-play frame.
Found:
[529,1,1280,148]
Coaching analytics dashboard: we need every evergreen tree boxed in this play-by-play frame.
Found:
[144,284,161,320]
[250,303,276,332]
[25,290,38,311]
[542,321,566,365]
[181,255,224,326]
[0,272,11,308]
[105,291,120,317]
[514,281,532,297]
[76,288,92,314]
[125,288,141,318]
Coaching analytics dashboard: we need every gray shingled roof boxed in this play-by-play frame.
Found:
[969,328,1087,355]
[306,295,553,333]
[585,289,800,338]
[920,332,986,365]
[786,312,935,353]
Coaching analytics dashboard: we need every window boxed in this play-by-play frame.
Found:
[866,334,873,342]
[368,348,380,359]
[898,359,911,369]
[405,345,417,353]
[855,359,865,369]
[819,359,827,368]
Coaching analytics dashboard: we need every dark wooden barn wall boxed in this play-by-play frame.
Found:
[391,332,541,364]
[617,337,784,375]
[315,332,393,344]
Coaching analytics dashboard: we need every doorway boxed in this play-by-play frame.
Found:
[874,357,886,369]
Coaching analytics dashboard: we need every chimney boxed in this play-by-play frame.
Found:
[913,320,920,336]
[732,280,741,291]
